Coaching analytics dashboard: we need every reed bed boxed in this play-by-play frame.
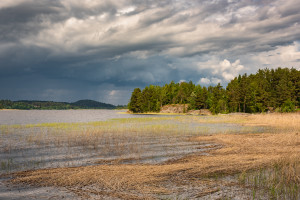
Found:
[3,113,300,199]
[0,117,224,173]
[10,131,300,199]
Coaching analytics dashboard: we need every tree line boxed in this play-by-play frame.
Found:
[0,99,117,110]
[128,67,300,114]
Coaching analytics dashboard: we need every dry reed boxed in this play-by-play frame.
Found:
[8,113,300,199]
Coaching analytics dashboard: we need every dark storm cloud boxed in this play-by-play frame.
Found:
[0,0,299,104]
[0,1,63,42]
[0,1,60,23]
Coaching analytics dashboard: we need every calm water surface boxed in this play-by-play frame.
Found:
[0,109,152,125]
[0,109,270,173]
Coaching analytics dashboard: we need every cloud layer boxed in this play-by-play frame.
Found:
[0,0,299,104]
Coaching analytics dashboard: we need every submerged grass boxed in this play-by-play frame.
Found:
[1,116,209,174]
[238,156,300,200]
[10,130,300,199]
[2,113,300,199]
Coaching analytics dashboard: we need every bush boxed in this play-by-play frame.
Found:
[281,99,295,112]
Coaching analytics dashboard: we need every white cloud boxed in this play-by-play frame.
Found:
[251,42,300,68]
[198,78,211,85]
[234,6,257,19]
[222,71,235,81]
[197,58,245,83]
[218,59,244,81]
[117,6,136,16]
[198,77,222,85]
[220,59,231,71]
[212,77,222,85]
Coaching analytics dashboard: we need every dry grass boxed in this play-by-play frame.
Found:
[231,113,300,130]
[9,113,300,199]
[180,112,299,127]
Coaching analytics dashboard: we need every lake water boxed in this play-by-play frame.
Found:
[0,109,269,173]
[0,109,152,125]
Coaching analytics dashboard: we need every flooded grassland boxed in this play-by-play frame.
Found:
[0,111,299,199]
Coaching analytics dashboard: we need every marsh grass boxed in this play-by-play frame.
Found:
[1,159,14,172]
[239,156,300,200]
[1,116,225,173]
[3,113,300,199]
[1,115,255,154]
[12,128,299,199]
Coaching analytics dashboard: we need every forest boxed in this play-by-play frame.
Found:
[128,68,300,114]
[0,99,117,110]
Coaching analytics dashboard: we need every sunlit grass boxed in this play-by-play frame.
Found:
[2,113,299,199]
[238,155,300,200]
[0,116,264,153]
[0,116,210,173]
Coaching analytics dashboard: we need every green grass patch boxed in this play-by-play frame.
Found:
[238,161,300,200]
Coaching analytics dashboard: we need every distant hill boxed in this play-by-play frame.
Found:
[71,99,116,109]
[0,99,116,110]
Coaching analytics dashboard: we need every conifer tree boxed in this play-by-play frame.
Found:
[128,88,142,113]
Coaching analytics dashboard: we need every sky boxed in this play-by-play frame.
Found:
[0,0,300,105]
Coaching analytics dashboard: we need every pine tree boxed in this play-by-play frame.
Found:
[128,88,142,113]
